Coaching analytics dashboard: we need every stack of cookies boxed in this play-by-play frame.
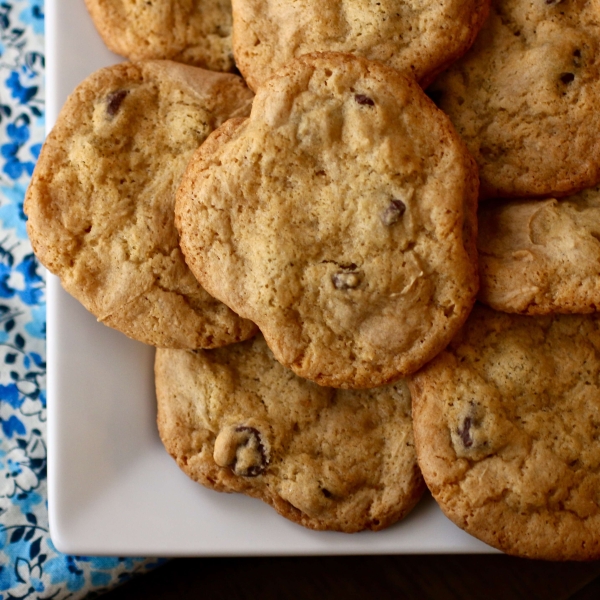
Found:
[23,0,600,559]
[408,0,600,561]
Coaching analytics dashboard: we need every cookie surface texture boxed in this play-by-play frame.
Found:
[85,0,234,72]
[176,53,480,388]
[411,305,600,560]
[156,335,425,532]
[429,0,600,199]
[232,0,490,90]
[25,61,257,348]
[478,188,600,314]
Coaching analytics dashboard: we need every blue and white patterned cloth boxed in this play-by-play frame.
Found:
[0,1,161,597]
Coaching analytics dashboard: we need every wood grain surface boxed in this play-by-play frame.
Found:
[100,556,600,599]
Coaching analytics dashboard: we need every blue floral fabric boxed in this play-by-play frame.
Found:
[0,1,162,598]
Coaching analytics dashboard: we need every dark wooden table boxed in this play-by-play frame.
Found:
[100,555,600,599]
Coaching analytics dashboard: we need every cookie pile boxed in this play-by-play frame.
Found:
[23,0,600,558]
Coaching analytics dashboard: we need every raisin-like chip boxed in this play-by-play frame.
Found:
[457,416,473,448]
[213,425,269,477]
[233,426,268,476]
[106,90,129,116]
[332,271,361,289]
[560,72,575,84]
[381,199,406,226]
[355,94,375,106]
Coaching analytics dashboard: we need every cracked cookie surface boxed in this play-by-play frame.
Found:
[85,0,235,72]
[25,61,257,348]
[155,335,425,532]
[176,53,479,388]
[410,304,600,560]
[478,187,600,314]
[429,0,600,198]
[232,0,490,90]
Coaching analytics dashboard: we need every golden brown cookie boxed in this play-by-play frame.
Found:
[25,61,257,348]
[411,304,600,560]
[428,0,600,199]
[176,53,480,389]
[156,335,425,532]
[478,188,600,314]
[84,0,234,72]
[232,0,490,91]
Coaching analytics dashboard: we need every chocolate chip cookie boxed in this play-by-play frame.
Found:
[411,304,600,560]
[25,61,257,348]
[85,0,234,72]
[429,0,600,198]
[232,0,490,90]
[156,334,425,532]
[176,53,479,389]
[478,188,600,314]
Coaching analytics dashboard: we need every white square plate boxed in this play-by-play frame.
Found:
[46,0,495,556]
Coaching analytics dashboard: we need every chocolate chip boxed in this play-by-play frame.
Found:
[381,199,406,226]
[321,488,333,499]
[233,426,268,476]
[457,416,473,448]
[355,94,375,106]
[560,72,575,84]
[213,425,269,477]
[545,0,563,4]
[332,271,361,289]
[106,90,129,116]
